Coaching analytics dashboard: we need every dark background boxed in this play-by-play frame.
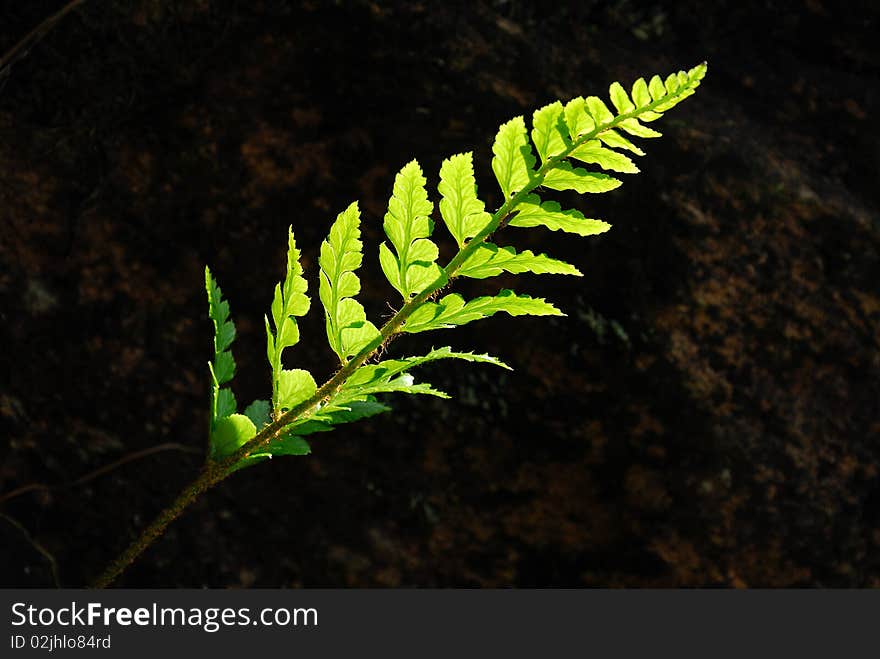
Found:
[1,0,877,587]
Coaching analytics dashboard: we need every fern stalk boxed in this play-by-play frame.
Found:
[92,64,706,587]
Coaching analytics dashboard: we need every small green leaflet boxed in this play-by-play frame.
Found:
[531,101,569,165]
[286,399,391,436]
[205,267,236,387]
[277,368,317,413]
[232,434,311,473]
[337,347,510,402]
[597,129,645,156]
[319,202,381,363]
[508,196,611,236]
[265,228,312,414]
[618,118,662,139]
[584,96,615,126]
[243,399,270,429]
[608,82,635,114]
[438,152,491,248]
[345,347,510,388]
[380,160,446,298]
[216,387,237,419]
[211,413,256,460]
[403,290,563,334]
[563,97,596,140]
[631,77,652,107]
[569,140,639,174]
[491,116,536,199]
[458,243,581,279]
[649,75,667,101]
[205,267,238,442]
[543,162,621,194]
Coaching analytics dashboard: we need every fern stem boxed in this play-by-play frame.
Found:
[92,80,697,586]
[91,465,225,588]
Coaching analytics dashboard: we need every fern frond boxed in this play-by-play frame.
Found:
[319,201,381,364]
[202,63,707,474]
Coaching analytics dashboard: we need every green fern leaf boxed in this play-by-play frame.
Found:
[266,229,312,413]
[319,201,381,363]
[631,77,652,107]
[585,95,615,125]
[648,75,667,101]
[277,368,317,412]
[403,290,563,333]
[543,161,621,194]
[491,116,537,198]
[205,267,236,385]
[336,347,509,405]
[211,413,256,460]
[458,243,582,279]
[438,152,491,248]
[216,387,237,419]
[563,97,596,139]
[380,160,446,298]
[597,129,645,156]
[345,372,449,399]
[569,140,639,174]
[608,82,635,114]
[531,101,569,164]
[290,399,391,435]
[507,196,610,236]
[618,118,662,139]
[263,434,311,456]
[345,347,510,390]
[243,399,270,430]
[234,432,312,472]
[205,267,238,438]
[205,62,708,480]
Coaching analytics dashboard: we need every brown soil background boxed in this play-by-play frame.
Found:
[1,0,878,587]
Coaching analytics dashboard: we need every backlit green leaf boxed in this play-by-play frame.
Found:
[277,368,317,412]
[508,196,611,236]
[458,243,582,279]
[380,160,445,298]
[531,101,569,164]
[319,201,381,363]
[266,230,313,414]
[438,152,491,247]
[211,414,256,460]
[243,399,270,430]
[563,97,595,140]
[569,141,640,174]
[404,290,563,333]
[608,81,635,114]
[491,116,536,199]
[543,161,622,194]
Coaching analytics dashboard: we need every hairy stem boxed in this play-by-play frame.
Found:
[92,465,225,588]
[92,87,686,586]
